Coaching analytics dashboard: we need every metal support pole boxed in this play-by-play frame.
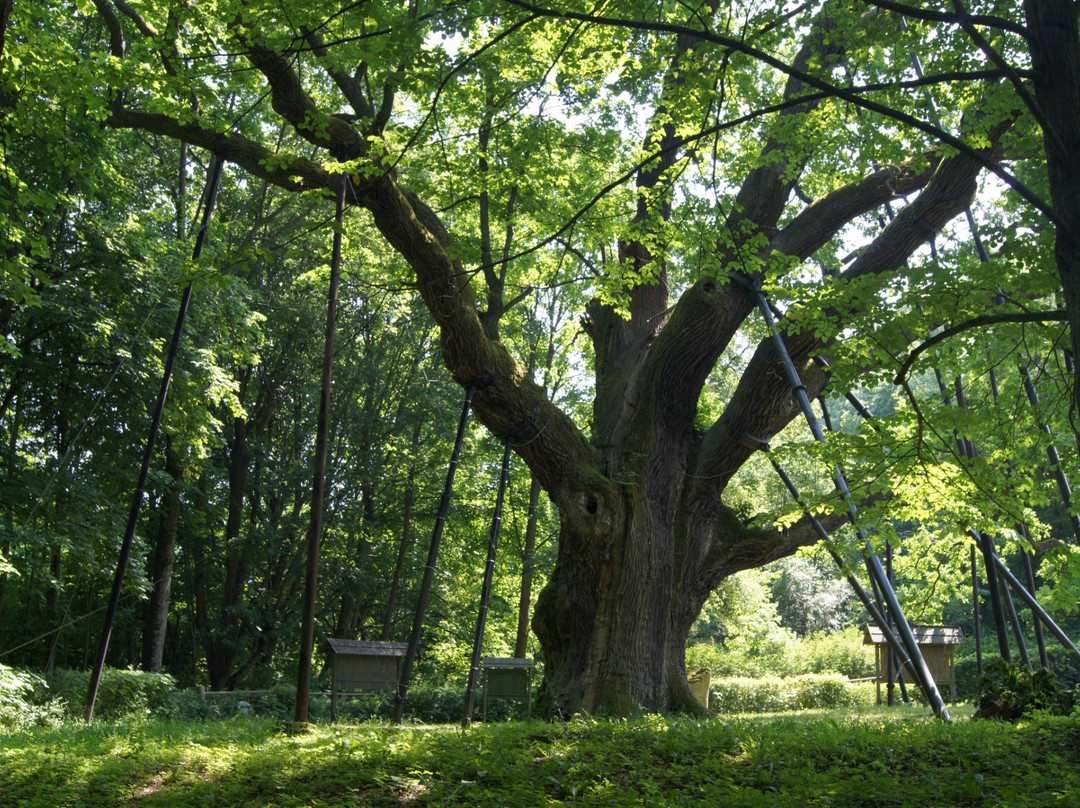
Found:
[393,389,473,724]
[755,290,949,719]
[991,552,1080,662]
[462,441,513,728]
[85,153,225,724]
[999,564,1032,669]
[1019,532,1050,668]
[768,458,919,682]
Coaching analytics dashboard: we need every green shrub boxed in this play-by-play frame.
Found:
[955,642,1080,703]
[794,629,875,678]
[710,674,874,714]
[45,667,179,720]
[188,680,529,725]
[687,627,874,681]
[0,664,66,730]
[974,658,1074,721]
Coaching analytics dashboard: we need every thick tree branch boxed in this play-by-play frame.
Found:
[302,27,376,122]
[92,0,125,57]
[239,32,365,159]
[707,509,850,581]
[692,117,1012,502]
[769,156,938,260]
[864,0,1030,39]
[105,109,334,191]
[623,6,846,472]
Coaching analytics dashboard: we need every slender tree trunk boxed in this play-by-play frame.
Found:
[142,438,183,672]
[514,477,541,659]
[204,407,250,691]
[294,173,345,723]
[381,419,422,641]
[43,547,62,673]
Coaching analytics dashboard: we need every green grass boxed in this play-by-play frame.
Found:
[1,706,1078,806]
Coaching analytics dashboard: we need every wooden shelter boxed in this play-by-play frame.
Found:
[479,657,534,721]
[323,639,408,720]
[863,625,964,704]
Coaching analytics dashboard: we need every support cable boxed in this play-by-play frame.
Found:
[85,151,225,724]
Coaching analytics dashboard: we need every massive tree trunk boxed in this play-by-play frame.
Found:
[95,1,1016,714]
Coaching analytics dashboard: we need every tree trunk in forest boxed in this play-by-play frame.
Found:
[514,477,541,659]
[43,546,62,673]
[142,437,183,673]
[381,419,422,641]
[1024,0,1080,405]
[202,403,250,691]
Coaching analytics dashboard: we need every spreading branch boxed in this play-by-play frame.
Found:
[894,310,1070,384]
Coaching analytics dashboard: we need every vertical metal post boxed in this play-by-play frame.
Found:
[1000,570,1032,669]
[393,389,474,724]
[85,153,225,724]
[463,441,513,728]
[885,543,897,706]
[1020,535,1050,668]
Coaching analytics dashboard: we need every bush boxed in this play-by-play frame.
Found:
[974,658,1074,721]
[793,629,875,678]
[687,627,873,681]
[0,664,66,730]
[954,641,1080,703]
[45,667,179,721]
[710,674,874,714]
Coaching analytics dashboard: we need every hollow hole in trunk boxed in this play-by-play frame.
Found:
[586,497,598,515]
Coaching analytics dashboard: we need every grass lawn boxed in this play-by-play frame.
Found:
[2,705,1078,806]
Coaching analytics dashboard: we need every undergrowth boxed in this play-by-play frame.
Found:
[2,709,1078,806]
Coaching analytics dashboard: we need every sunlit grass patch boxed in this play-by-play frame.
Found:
[1,709,1077,806]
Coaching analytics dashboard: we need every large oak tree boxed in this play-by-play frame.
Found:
[9,0,1071,714]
